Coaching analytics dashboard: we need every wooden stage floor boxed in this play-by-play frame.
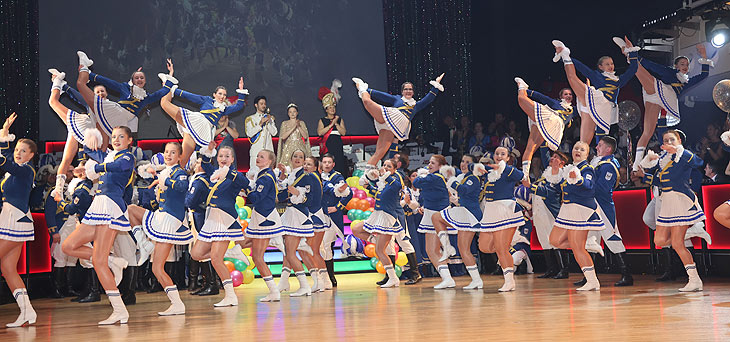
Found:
[2,273,730,341]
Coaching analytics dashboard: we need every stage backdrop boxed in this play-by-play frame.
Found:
[39,0,386,141]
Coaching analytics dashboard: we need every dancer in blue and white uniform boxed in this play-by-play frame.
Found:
[62,126,135,324]
[0,113,38,327]
[526,151,569,279]
[548,141,605,291]
[629,40,712,171]
[127,142,191,315]
[636,130,706,292]
[75,52,177,145]
[478,147,527,292]
[160,76,248,167]
[514,77,574,180]
[276,150,316,297]
[412,155,455,289]
[191,144,248,307]
[352,74,444,168]
[47,69,103,200]
[552,37,639,144]
[319,153,352,288]
[431,154,487,289]
[351,159,405,288]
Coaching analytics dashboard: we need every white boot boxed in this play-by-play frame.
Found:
[158,286,185,316]
[433,265,456,289]
[685,222,712,245]
[290,272,312,297]
[309,269,322,293]
[77,51,94,69]
[6,289,36,328]
[213,279,239,307]
[551,40,571,64]
[132,226,154,266]
[351,77,369,97]
[98,291,129,325]
[381,266,400,288]
[158,73,179,85]
[498,268,516,292]
[463,265,483,290]
[585,236,605,257]
[320,269,333,290]
[612,36,627,50]
[576,266,601,291]
[437,231,456,262]
[260,276,281,302]
[512,249,533,273]
[678,264,703,292]
[108,255,129,286]
[514,77,529,90]
[278,267,291,293]
[51,72,67,92]
[269,236,286,256]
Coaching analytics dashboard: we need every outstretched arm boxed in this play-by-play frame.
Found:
[366,88,399,106]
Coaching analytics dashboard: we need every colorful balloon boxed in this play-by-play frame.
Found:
[224,260,236,273]
[376,261,385,274]
[230,270,243,287]
[395,252,407,266]
[243,269,255,284]
[346,198,358,211]
[394,265,403,277]
[240,220,249,230]
[246,256,255,270]
[354,190,366,199]
[233,259,247,272]
[370,257,379,270]
[365,197,375,207]
[347,209,358,221]
[364,243,376,258]
[360,210,372,220]
[236,196,246,208]
[228,241,235,249]
[357,199,370,211]
[242,248,252,256]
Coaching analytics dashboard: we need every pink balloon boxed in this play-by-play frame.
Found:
[365,197,375,207]
[230,270,243,287]
[354,190,367,199]
[350,187,358,194]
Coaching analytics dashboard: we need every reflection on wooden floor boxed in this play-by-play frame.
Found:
[2,273,730,341]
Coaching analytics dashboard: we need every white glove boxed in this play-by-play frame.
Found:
[210,166,230,182]
[85,160,100,180]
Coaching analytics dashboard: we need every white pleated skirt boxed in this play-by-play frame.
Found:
[656,191,705,227]
[310,208,329,232]
[363,210,403,235]
[198,207,245,242]
[374,106,411,141]
[554,203,605,231]
[480,200,526,231]
[178,108,215,147]
[93,95,136,136]
[418,208,457,234]
[246,209,283,239]
[280,207,314,237]
[142,210,193,244]
[0,203,34,242]
[642,79,680,126]
[440,206,482,232]
[81,195,130,231]
[66,109,96,145]
[533,103,566,151]
[580,85,617,133]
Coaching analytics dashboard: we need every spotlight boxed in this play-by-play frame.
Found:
[707,17,730,48]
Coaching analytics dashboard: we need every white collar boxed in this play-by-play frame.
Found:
[542,166,563,184]
[559,99,573,110]
[401,96,416,106]
[213,101,227,110]
[131,85,147,100]
[676,72,689,84]
[602,71,619,81]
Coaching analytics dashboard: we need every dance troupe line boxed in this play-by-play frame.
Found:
[0,35,725,327]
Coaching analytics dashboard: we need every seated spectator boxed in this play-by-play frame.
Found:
[698,123,728,167]
[705,162,729,184]
[488,112,506,136]
[466,122,497,156]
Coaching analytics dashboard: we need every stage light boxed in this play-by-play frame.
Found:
[707,17,730,48]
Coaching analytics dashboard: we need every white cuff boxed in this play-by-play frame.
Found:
[640,150,659,169]
[673,145,685,163]
[365,169,380,182]
[417,168,429,178]
[137,163,154,179]
[698,58,714,67]
[236,89,250,95]
[564,164,582,185]
[439,165,455,179]
[408,201,419,210]
[429,80,444,92]
[358,176,370,187]
[290,187,307,204]
[85,160,100,180]
[210,166,229,182]
[83,129,103,150]
[0,134,15,143]
[472,163,487,177]
[446,176,457,189]
[334,181,351,197]
[625,46,641,53]
[487,160,506,183]
[200,145,217,158]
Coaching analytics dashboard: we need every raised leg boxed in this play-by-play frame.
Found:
[367,130,396,166]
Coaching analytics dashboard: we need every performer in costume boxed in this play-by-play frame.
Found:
[524,151,571,279]
[275,150,316,296]
[579,137,633,286]
[245,96,277,173]
[185,159,219,296]
[191,144,248,307]
[552,37,639,144]
[548,141,605,291]
[242,149,285,302]
[0,113,37,327]
[277,104,311,167]
[351,159,405,288]
[431,155,487,289]
[75,52,177,145]
[62,126,135,324]
[47,70,103,200]
[412,155,456,289]
[127,142,192,315]
[319,153,352,287]
[160,75,247,167]
[351,74,444,168]
[317,81,347,176]
[514,77,574,180]
[477,147,527,291]
[635,130,706,291]
[627,39,712,171]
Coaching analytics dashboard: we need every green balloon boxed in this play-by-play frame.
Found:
[233,259,246,272]
[370,257,379,270]
[360,210,372,220]
[223,257,234,263]
[353,169,364,177]
[237,208,247,220]
[394,265,403,277]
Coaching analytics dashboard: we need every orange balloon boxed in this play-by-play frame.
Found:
[376,261,385,274]
[364,243,376,258]
[357,199,370,211]
[224,260,235,273]
[367,207,374,212]
[240,220,249,231]
[346,199,358,211]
